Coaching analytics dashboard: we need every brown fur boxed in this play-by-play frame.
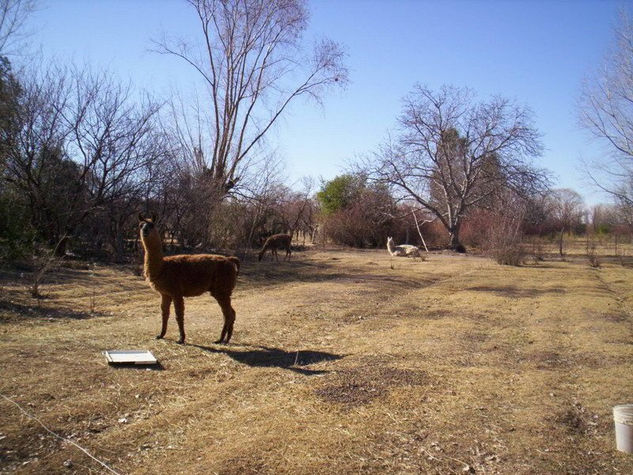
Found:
[138,214,240,344]
[258,233,292,262]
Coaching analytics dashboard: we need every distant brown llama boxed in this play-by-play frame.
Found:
[258,233,292,262]
[138,214,240,344]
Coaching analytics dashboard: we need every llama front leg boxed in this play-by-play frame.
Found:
[215,296,236,344]
[173,295,186,344]
[157,294,172,339]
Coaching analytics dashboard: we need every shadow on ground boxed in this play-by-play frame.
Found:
[466,285,566,298]
[192,343,344,375]
[0,299,101,322]
[238,259,345,288]
[107,361,165,371]
[239,258,430,291]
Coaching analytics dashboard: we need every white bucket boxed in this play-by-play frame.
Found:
[613,404,633,454]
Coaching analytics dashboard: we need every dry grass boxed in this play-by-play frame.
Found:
[1,246,633,474]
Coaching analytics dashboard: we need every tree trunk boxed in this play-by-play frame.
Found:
[559,228,564,257]
[113,232,126,263]
[448,225,465,252]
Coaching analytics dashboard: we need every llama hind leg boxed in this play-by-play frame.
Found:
[157,294,172,339]
[214,295,236,344]
[173,295,186,344]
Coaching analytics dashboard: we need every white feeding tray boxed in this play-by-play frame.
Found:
[103,350,158,365]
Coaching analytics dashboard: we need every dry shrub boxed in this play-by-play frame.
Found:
[527,236,545,262]
[490,242,524,266]
[489,229,525,265]
[322,201,397,248]
[476,199,527,266]
[585,234,601,268]
[418,219,449,249]
[461,209,497,248]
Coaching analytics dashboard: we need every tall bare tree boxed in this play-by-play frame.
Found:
[580,10,633,208]
[154,0,347,196]
[369,85,545,250]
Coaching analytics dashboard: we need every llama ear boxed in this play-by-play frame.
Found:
[151,213,158,223]
[138,213,145,222]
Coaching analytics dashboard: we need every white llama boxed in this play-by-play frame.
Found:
[386,236,421,258]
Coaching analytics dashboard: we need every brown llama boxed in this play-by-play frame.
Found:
[258,233,292,262]
[138,214,240,344]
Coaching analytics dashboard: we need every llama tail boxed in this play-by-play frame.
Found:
[228,256,240,275]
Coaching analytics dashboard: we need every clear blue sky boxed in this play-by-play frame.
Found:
[25,0,626,205]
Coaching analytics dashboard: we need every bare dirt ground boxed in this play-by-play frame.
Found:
[1,246,633,474]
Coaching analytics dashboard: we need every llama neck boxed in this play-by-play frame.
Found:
[261,239,273,253]
[142,235,164,280]
[387,240,395,256]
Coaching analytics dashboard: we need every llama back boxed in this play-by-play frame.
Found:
[264,234,291,249]
[159,254,238,297]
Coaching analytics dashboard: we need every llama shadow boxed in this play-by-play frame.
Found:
[191,343,343,376]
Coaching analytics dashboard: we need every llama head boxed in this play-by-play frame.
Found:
[138,213,159,241]
[387,236,394,245]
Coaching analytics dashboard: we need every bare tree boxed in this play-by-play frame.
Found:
[369,84,545,250]
[3,66,73,249]
[0,0,36,56]
[154,0,347,196]
[62,68,165,219]
[3,65,166,257]
[580,10,633,206]
[589,204,619,232]
[548,188,585,256]
[485,191,528,265]
[278,178,316,236]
